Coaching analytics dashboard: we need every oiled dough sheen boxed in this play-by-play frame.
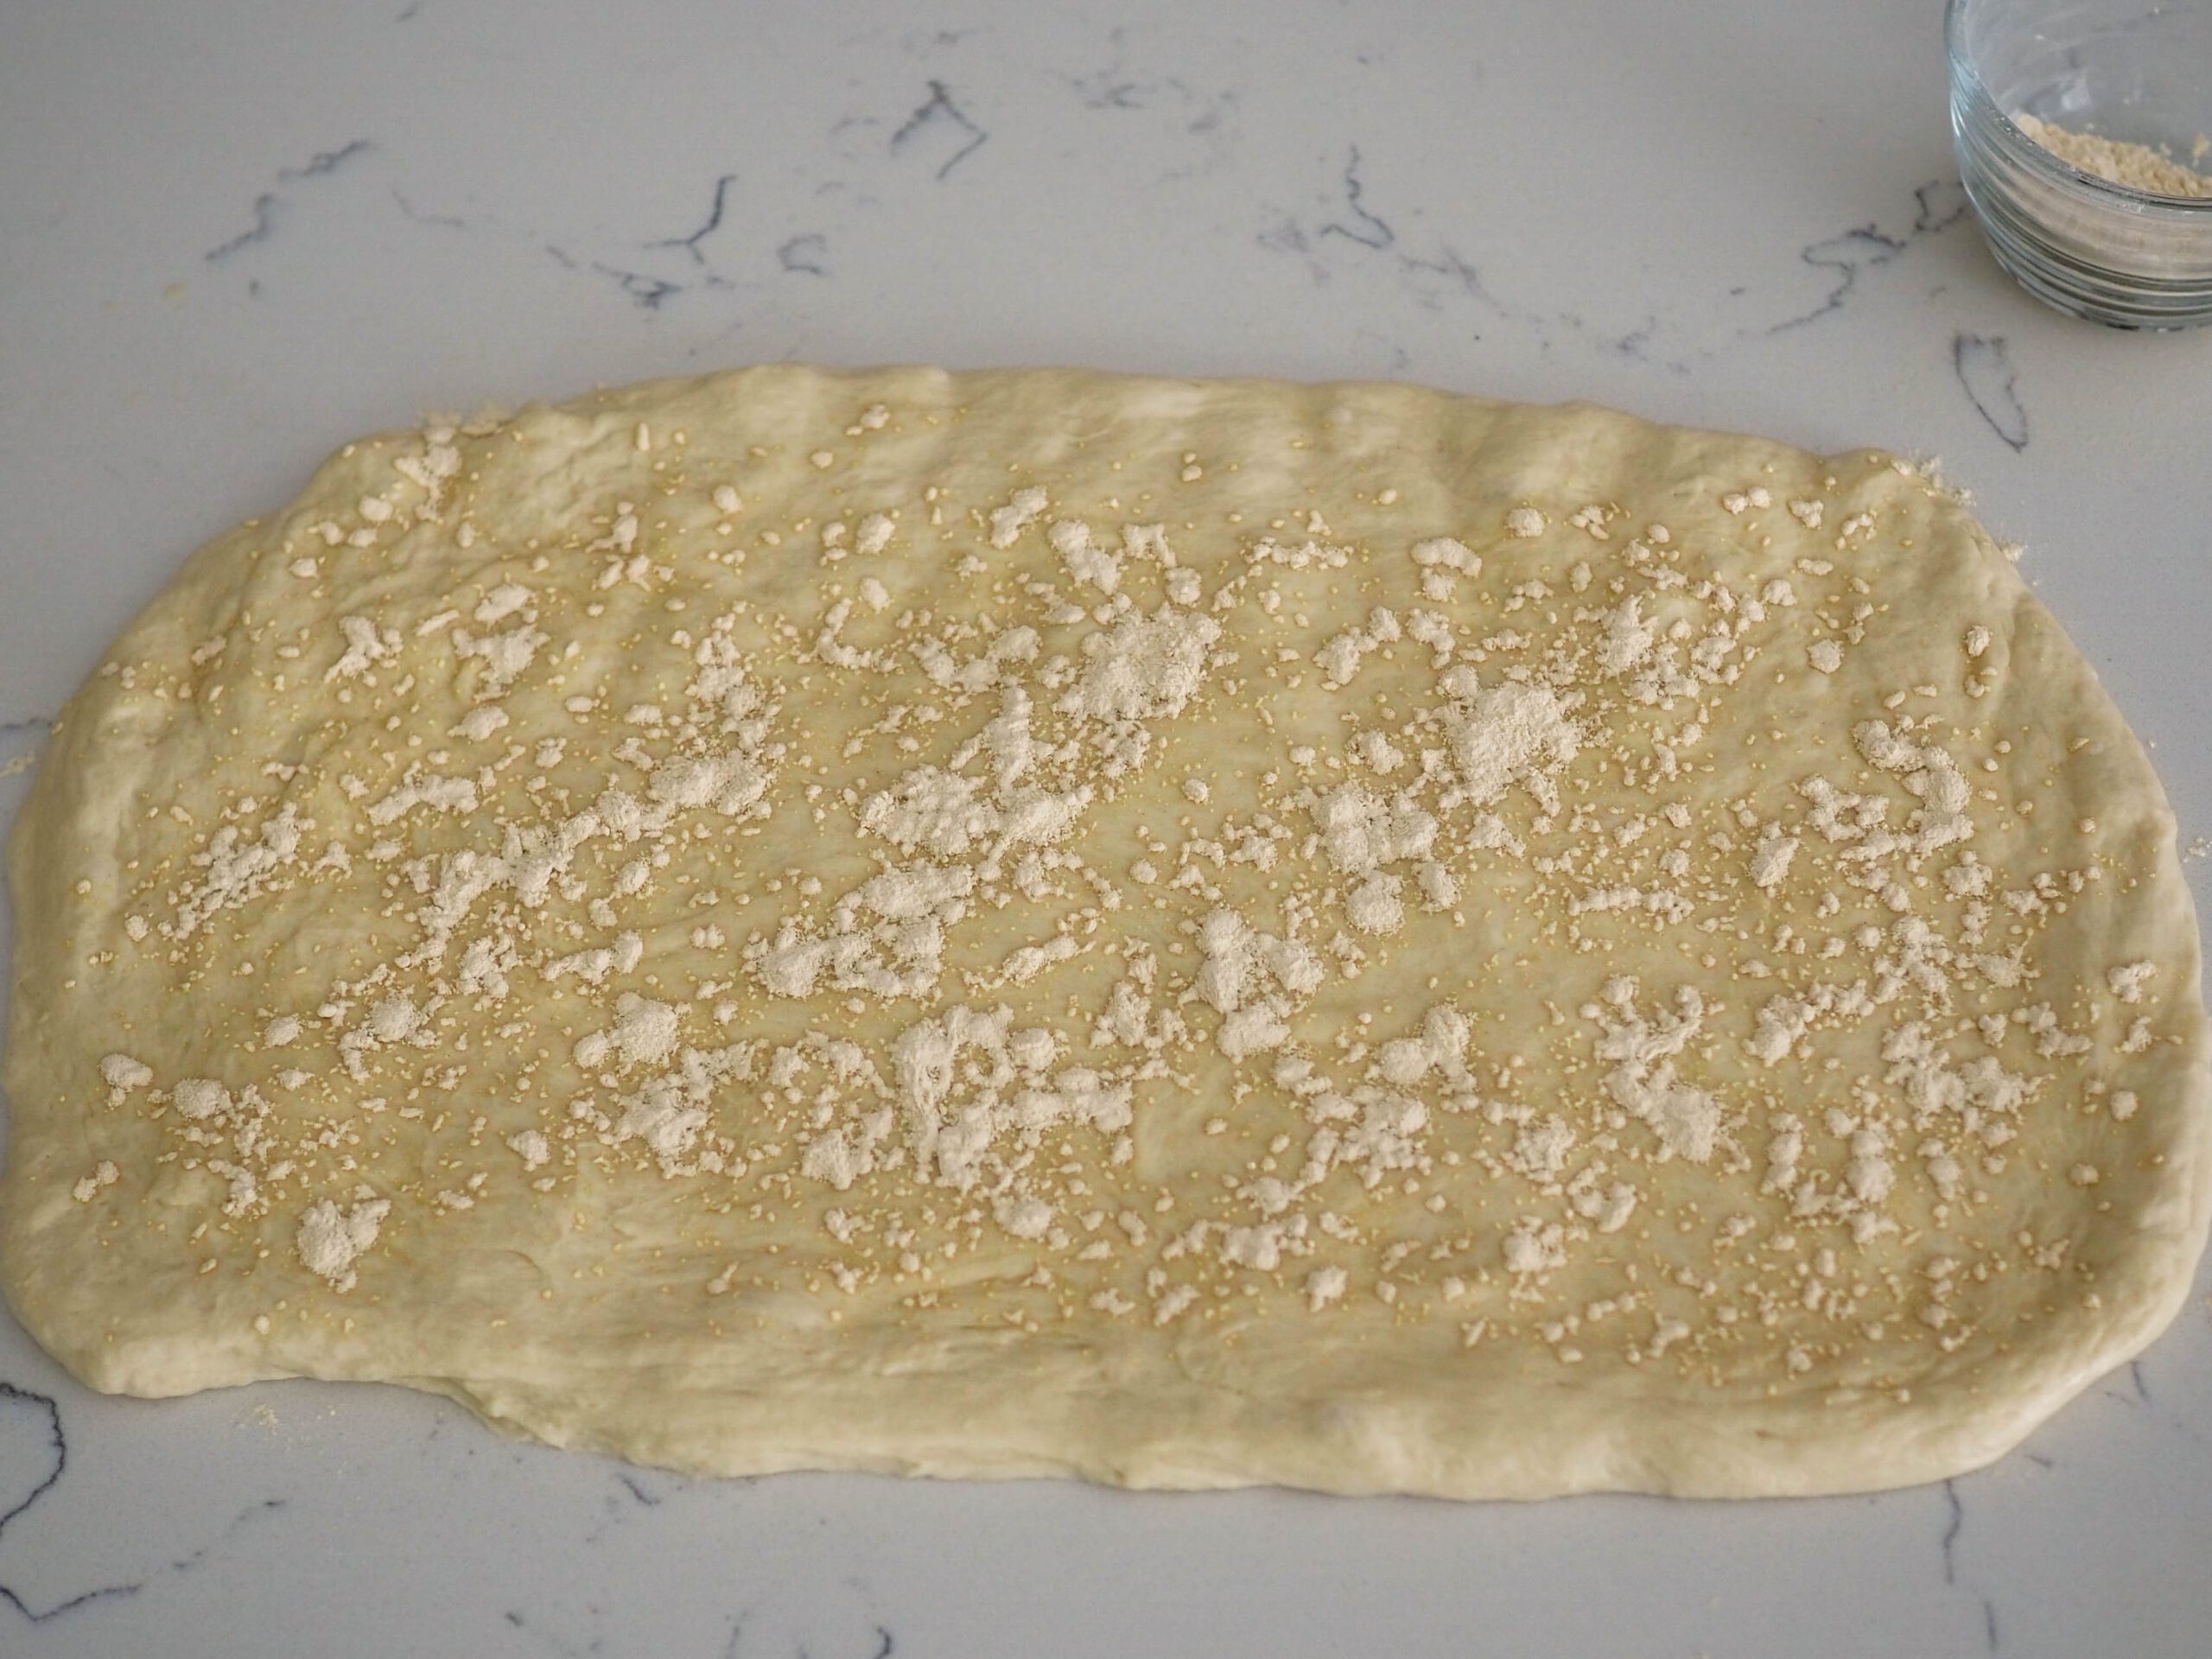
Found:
[4,365,2207,1499]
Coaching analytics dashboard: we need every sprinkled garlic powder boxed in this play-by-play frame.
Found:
[18,365,2195,1503]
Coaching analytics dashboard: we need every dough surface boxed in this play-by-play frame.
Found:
[4,365,2207,1499]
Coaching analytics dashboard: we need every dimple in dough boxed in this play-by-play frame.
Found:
[5,365,2207,1499]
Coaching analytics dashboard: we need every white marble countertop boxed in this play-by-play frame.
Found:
[3,3,2209,1655]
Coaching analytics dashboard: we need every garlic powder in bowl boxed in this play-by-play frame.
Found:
[1948,0,2212,327]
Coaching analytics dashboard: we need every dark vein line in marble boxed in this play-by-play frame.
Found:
[650,174,740,265]
[505,1606,594,1657]
[1768,176,1968,334]
[716,1615,894,1658]
[1913,178,1974,233]
[2131,1358,2151,1402]
[1320,145,1394,250]
[206,195,284,264]
[206,140,375,262]
[890,80,988,180]
[0,1382,143,1624]
[1056,38,1189,115]
[1255,212,1313,260]
[1401,243,1505,316]
[0,715,53,742]
[391,188,468,229]
[1941,1478,1964,1585]
[614,1472,662,1507]
[167,1498,287,1574]
[1982,1595,2001,1651]
[1954,334,2029,452]
[0,1386,67,1553]
[543,243,681,309]
[1770,226,1908,332]
[286,140,375,181]
[1395,241,1663,359]
[778,232,830,276]
[595,264,681,308]
[895,25,986,56]
[1063,66,1150,110]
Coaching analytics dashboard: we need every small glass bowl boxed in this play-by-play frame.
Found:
[1948,0,2212,329]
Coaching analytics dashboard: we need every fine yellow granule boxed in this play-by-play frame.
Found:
[2012,111,2212,200]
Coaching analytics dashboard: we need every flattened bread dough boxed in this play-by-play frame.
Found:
[5,365,2207,1498]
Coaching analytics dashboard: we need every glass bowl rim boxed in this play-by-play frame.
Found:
[1943,0,2212,215]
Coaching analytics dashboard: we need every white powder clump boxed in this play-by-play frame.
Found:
[99,1053,154,1091]
[576,994,682,1071]
[1217,1005,1292,1060]
[507,1129,551,1169]
[1503,1218,1568,1274]
[1503,507,1547,538]
[1313,607,1401,688]
[995,1195,1055,1240]
[295,1196,391,1292]
[71,1162,120,1204]
[1196,909,1323,1014]
[2107,961,2157,1004]
[1313,629,1366,687]
[1196,908,1322,1059]
[861,766,995,856]
[1852,721,1974,857]
[1749,830,1800,892]
[1440,672,1582,810]
[1346,873,1405,935]
[1047,518,1120,593]
[988,486,1049,548]
[1315,784,1436,876]
[172,1077,232,1121]
[1410,537,1480,600]
[1059,606,1221,726]
[1587,976,1721,1163]
[455,706,510,742]
[613,1077,709,1167]
[1745,992,1821,1067]
[1376,1006,1471,1087]
[473,583,532,625]
[454,623,546,692]
[168,805,304,940]
[1306,1265,1348,1311]
[649,748,767,817]
[1411,537,1479,573]
[367,995,427,1043]
[1417,860,1459,909]
[1219,1224,1288,1272]
[1595,596,1655,677]
[544,931,645,987]
[856,512,896,556]
[325,615,394,682]
[367,772,480,826]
